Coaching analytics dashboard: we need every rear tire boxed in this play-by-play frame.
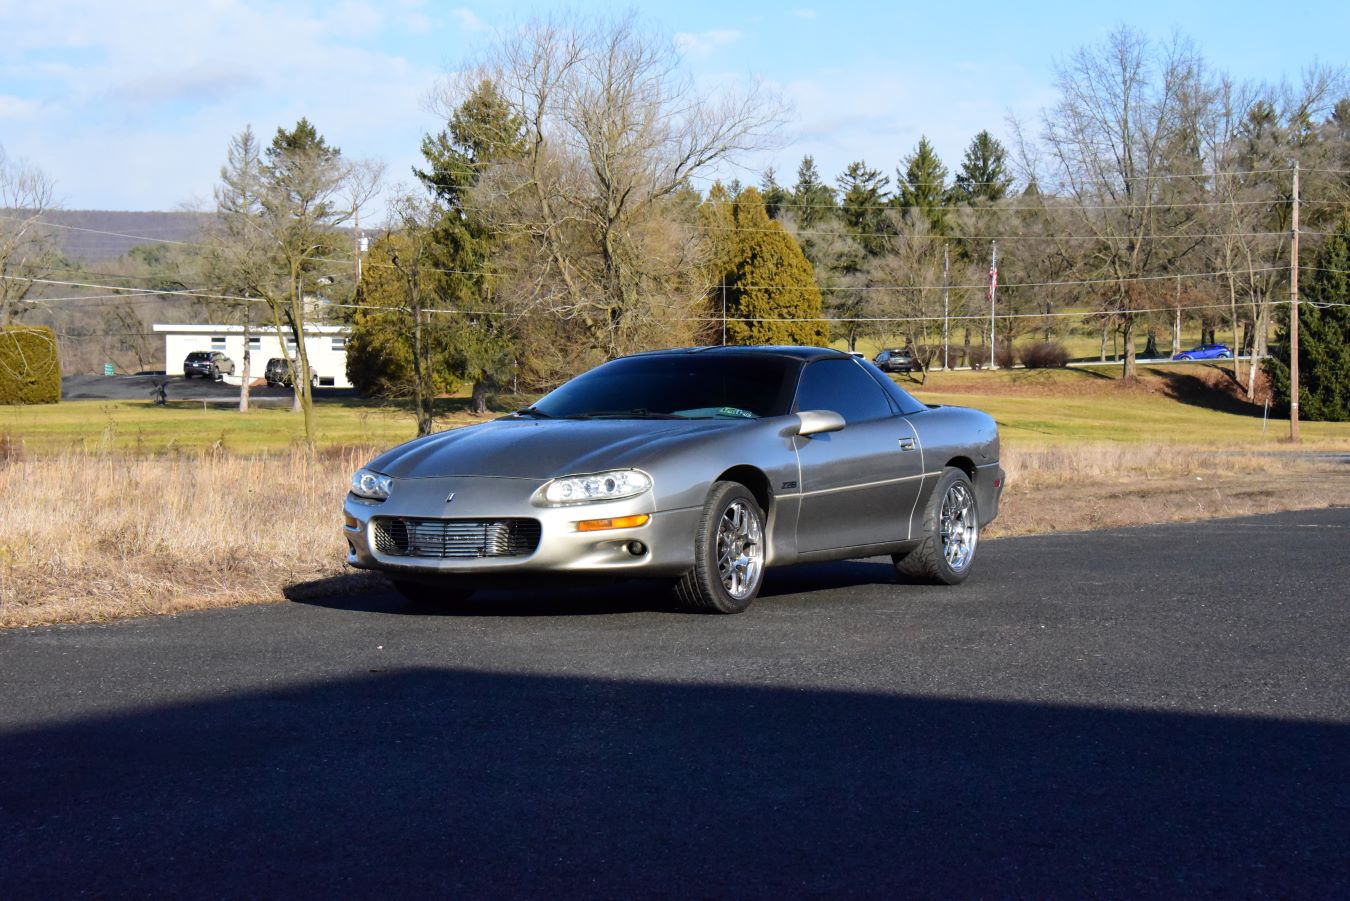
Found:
[390,579,475,607]
[894,467,979,586]
[674,481,766,614]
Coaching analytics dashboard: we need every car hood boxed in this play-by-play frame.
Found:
[366,418,739,480]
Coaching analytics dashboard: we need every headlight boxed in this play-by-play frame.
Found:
[351,468,393,501]
[541,469,652,505]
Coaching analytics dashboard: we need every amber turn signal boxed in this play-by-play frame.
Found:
[576,513,650,532]
[343,512,359,529]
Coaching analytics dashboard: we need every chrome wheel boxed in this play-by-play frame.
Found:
[940,481,978,573]
[717,499,763,600]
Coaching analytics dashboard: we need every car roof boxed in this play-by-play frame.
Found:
[626,345,850,362]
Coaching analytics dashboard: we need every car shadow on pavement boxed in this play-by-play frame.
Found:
[287,560,904,618]
[3,668,1346,897]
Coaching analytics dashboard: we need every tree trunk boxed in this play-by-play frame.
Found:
[289,270,315,450]
[471,379,492,416]
[1099,316,1109,362]
[1246,294,1266,401]
[1121,313,1137,379]
[239,314,251,413]
[1173,305,1181,357]
[410,299,432,438]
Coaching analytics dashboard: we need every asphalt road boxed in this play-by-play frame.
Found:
[61,374,355,402]
[3,509,1348,898]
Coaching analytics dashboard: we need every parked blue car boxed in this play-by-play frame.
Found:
[1172,344,1232,361]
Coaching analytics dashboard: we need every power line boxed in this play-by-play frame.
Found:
[7,265,1293,310]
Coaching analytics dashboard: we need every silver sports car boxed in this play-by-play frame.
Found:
[344,346,1004,613]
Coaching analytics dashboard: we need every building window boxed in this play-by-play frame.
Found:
[248,337,261,352]
[211,336,226,351]
[286,335,298,350]
[331,337,346,351]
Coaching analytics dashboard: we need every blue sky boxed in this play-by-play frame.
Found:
[1,0,1346,216]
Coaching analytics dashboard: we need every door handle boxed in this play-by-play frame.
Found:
[898,437,916,451]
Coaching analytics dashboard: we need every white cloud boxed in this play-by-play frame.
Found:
[674,29,743,58]
[451,7,485,33]
[0,95,40,120]
[792,9,817,19]
[0,1,449,215]
[697,61,1048,194]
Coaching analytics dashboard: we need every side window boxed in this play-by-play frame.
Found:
[794,359,895,423]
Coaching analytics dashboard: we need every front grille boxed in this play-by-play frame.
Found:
[372,517,542,559]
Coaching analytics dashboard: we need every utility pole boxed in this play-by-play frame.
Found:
[1289,161,1301,443]
[942,243,950,370]
[988,241,998,371]
[721,281,727,346]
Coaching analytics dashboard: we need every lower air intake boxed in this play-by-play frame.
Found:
[372,518,542,559]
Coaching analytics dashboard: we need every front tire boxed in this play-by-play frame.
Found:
[674,481,766,614]
[894,467,979,585]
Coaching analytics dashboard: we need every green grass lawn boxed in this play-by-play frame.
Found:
[902,365,1350,447]
[0,398,424,454]
[3,366,1346,455]
[830,326,1238,362]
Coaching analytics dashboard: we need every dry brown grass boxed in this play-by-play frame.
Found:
[0,449,381,629]
[991,444,1350,537]
[2,444,1346,628]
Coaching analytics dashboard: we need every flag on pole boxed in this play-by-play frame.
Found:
[987,261,998,299]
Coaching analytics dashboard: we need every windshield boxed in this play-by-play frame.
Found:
[525,354,800,420]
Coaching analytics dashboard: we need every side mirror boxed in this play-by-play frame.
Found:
[795,409,846,437]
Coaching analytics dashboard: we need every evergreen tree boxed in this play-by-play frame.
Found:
[346,231,456,402]
[897,137,950,234]
[705,187,829,346]
[789,156,837,227]
[1268,214,1350,421]
[760,167,789,219]
[951,130,1013,203]
[836,160,891,255]
[415,80,525,413]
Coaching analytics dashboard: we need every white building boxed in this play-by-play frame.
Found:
[153,323,353,388]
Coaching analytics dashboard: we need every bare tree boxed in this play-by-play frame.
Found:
[206,126,268,412]
[210,121,381,447]
[385,192,442,436]
[0,147,59,327]
[447,14,784,364]
[1015,27,1215,379]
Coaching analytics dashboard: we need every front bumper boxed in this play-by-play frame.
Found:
[343,475,702,578]
[974,462,1005,528]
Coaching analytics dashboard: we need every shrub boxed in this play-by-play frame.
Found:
[965,346,990,370]
[1019,341,1071,369]
[0,326,61,405]
[994,344,1016,369]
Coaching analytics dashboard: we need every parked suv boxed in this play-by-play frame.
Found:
[265,357,317,388]
[265,357,292,387]
[183,351,235,380]
[873,348,916,373]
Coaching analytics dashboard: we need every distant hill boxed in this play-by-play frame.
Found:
[39,210,210,262]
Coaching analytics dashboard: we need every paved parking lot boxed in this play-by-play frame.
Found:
[2,508,1348,897]
[61,374,355,402]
